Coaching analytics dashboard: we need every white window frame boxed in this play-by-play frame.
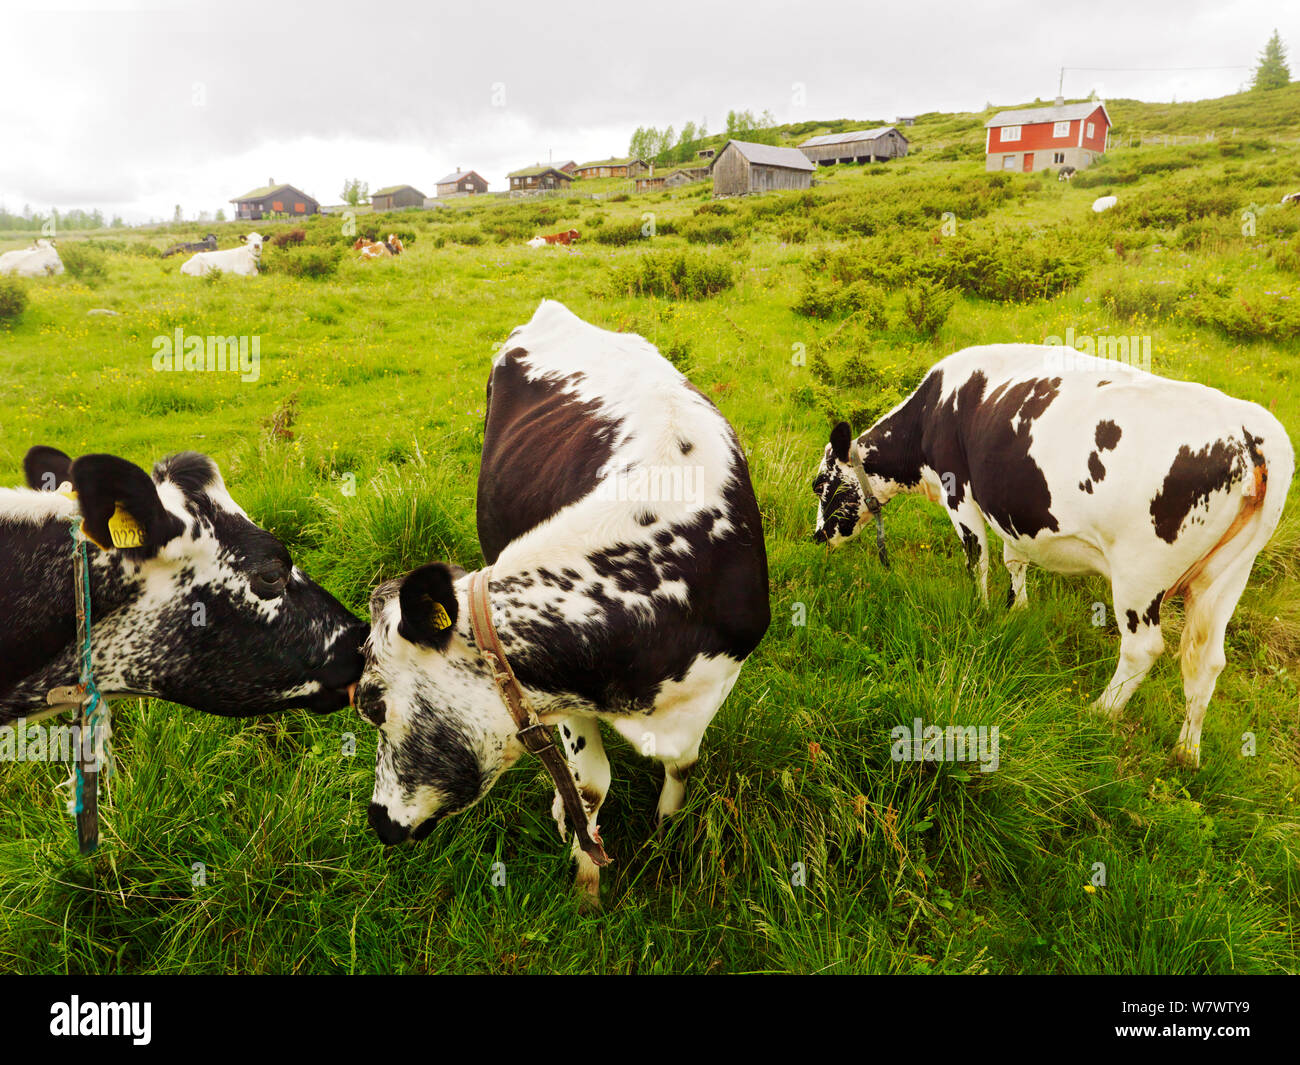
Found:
[1002,154,1017,170]
[1053,151,1065,164]
[1053,120,1070,137]
[1086,121,1095,138]
[1000,125,1021,142]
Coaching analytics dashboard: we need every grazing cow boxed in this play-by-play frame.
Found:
[180,232,267,277]
[1282,192,1300,206]
[162,233,218,257]
[541,228,580,245]
[1092,195,1118,213]
[1058,166,1077,181]
[1,446,367,721]
[357,300,770,901]
[0,239,64,277]
[810,345,1293,767]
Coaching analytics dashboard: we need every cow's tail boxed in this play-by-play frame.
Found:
[1168,424,1294,602]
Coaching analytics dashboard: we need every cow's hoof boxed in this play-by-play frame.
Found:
[1170,743,1201,769]
[1088,698,1118,719]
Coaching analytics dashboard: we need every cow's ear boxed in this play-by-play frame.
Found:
[239,235,248,243]
[830,421,852,464]
[398,563,460,651]
[24,445,72,492]
[70,454,184,556]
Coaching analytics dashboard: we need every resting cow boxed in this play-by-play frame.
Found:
[541,229,580,245]
[1,446,367,721]
[180,233,266,277]
[0,239,64,277]
[162,233,218,257]
[356,300,770,902]
[810,344,1293,767]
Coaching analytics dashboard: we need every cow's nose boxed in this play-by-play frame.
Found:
[368,803,411,845]
[812,528,829,544]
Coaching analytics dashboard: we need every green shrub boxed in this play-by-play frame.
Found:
[272,245,341,279]
[59,244,108,284]
[902,279,956,336]
[593,219,649,246]
[444,224,483,246]
[681,218,741,244]
[604,249,734,300]
[0,274,27,325]
[271,228,306,248]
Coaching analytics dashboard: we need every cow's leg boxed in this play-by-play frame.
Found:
[1092,580,1166,718]
[944,500,989,602]
[1003,541,1030,610]
[1173,558,1254,769]
[550,716,610,905]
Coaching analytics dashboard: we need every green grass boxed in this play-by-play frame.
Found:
[2,86,1300,974]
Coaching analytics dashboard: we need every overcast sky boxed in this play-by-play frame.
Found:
[0,0,1291,222]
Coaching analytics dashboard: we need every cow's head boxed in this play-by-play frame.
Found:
[239,232,267,257]
[20,446,367,716]
[812,421,872,546]
[356,563,522,845]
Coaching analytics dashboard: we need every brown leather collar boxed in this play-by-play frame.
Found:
[466,566,610,867]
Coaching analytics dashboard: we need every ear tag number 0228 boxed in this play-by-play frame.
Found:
[108,503,146,549]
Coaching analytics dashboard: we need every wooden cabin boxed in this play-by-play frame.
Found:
[984,100,1111,173]
[435,170,489,197]
[507,165,573,192]
[230,183,320,220]
[574,157,647,179]
[370,185,427,211]
[709,140,814,197]
[798,127,909,166]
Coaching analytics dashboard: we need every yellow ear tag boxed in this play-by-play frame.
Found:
[108,503,146,549]
[430,603,453,630]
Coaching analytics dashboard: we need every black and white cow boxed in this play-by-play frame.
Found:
[358,300,770,900]
[811,344,1293,767]
[162,233,218,257]
[1,447,367,722]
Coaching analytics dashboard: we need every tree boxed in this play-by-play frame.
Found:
[215,208,226,222]
[1253,30,1291,90]
[173,204,183,222]
[341,178,369,206]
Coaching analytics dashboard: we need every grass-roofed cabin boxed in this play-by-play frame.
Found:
[370,185,427,211]
[230,182,320,220]
[507,165,573,192]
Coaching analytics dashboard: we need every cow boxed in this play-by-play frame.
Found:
[180,233,267,277]
[810,344,1293,768]
[0,239,63,277]
[1282,192,1300,206]
[541,229,580,245]
[1057,166,1077,181]
[355,235,404,259]
[1,446,368,722]
[525,236,546,248]
[356,299,771,903]
[162,233,218,257]
[1092,195,1118,213]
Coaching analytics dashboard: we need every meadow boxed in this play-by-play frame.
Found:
[1,88,1298,974]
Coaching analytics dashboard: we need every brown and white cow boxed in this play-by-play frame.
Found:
[811,344,1293,767]
[356,300,770,902]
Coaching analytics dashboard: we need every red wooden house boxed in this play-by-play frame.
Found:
[984,99,1110,174]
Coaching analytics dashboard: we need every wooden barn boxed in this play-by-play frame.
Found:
[574,157,647,179]
[370,184,427,211]
[556,160,578,175]
[984,99,1111,173]
[709,140,814,197]
[507,165,572,192]
[230,182,320,220]
[696,147,716,160]
[664,166,708,187]
[435,170,488,197]
[798,127,909,166]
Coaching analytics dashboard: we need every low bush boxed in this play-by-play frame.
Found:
[0,274,27,324]
[604,249,735,300]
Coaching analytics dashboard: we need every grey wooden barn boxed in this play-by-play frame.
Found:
[370,185,427,210]
[709,140,814,197]
[798,127,910,166]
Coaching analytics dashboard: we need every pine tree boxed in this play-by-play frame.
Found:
[1253,30,1291,90]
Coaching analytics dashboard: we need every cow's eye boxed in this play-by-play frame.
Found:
[250,561,290,599]
[813,475,826,494]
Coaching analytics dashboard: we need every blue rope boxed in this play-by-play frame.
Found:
[69,519,109,817]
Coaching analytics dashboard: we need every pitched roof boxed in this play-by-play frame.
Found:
[371,184,426,198]
[230,182,318,204]
[576,156,641,169]
[985,101,1110,128]
[798,126,904,147]
[714,140,815,171]
[507,164,571,178]
[436,170,484,185]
